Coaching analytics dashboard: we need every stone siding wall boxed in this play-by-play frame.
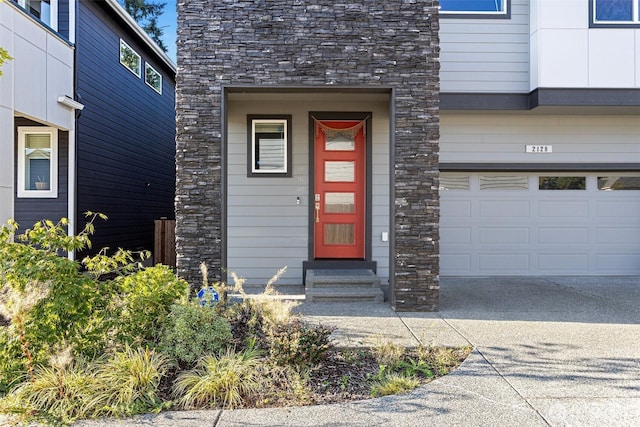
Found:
[176,0,440,311]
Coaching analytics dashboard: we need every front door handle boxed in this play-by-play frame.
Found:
[315,202,320,223]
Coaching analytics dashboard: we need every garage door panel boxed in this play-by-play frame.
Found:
[595,254,640,271]
[538,200,589,218]
[537,254,589,270]
[441,172,640,276]
[538,227,589,244]
[441,200,472,218]
[441,253,472,272]
[479,227,529,244]
[597,201,640,217]
[480,200,530,218]
[597,228,640,245]
[479,254,529,271]
[441,227,471,244]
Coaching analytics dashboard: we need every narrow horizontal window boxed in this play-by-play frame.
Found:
[440,0,508,16]
[539,177,586,190]
[480,176,528,190]
[440,176,470,191]
[145,63,162,94]
[598,176,640,190]
[120,39,141,77]
[592,0,640,25]
[247,116,292,177]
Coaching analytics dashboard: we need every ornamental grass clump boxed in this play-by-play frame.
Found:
[173,347,261,409]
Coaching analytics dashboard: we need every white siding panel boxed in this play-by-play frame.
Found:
[440,0,530,93]
[588,30,635,88]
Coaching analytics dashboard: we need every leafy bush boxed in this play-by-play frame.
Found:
[114,265,189,346]
[267,319,334,367]
[173,348,261,409]
[159,302,233,367]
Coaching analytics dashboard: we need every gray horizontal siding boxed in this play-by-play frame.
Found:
[440,0,530,93]
[440,114,640,164]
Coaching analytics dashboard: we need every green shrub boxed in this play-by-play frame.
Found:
[114,265,189,346]
[93,347,168,417]
[173,347,261,409]
[267,319,334,367]
[0,360,98,425]
[369,373,419,397]
[0,328,24,396]
[159,302,233,367]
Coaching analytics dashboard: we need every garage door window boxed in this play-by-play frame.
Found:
[480,176,528,190]
[598,176,640,190]
[539,176,586,190]
[440,176,469,190]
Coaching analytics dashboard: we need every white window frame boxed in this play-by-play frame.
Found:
[592,0,640,25]
[440,0,509,17]
[16,0,58,30]
[248,116,292,177]
[145,62,162,94]
[119,39,141,77]
[17,126,58,199]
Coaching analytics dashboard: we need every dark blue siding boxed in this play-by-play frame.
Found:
[14,118,69,229]
[75,0,176,254]
[57,0,69,40]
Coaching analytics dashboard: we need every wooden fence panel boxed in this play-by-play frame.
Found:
[154,218,176,267]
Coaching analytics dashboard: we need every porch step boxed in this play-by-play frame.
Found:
[305,269,384,303]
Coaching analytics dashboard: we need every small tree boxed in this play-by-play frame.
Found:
[120,0,168,52]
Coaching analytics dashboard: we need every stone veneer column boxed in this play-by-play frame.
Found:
[175,1,440,310]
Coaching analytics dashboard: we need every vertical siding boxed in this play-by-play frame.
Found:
[440,0,530,93]
[14,118,69,228]
[440,113,640,164]
[75,0,176,254]
[226,94,390,286]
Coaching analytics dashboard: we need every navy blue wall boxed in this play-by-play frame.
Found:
[57,0,69,40]
[75,0,176,254]
[14,117,69,229]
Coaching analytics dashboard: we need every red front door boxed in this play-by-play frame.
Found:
[314,120,365,259]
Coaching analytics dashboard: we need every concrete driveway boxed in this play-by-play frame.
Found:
[73,276,640,426]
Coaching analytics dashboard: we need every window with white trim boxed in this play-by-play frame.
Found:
[120,39,141,77]
[145,63,162,94]
[593,0,640,24]
[17,127,58,198]
[440,0,508,16]
[247,116,292,177]
[14,0,57,29]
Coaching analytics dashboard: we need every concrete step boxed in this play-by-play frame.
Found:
[305,269,384,303]
[305,287,384,303]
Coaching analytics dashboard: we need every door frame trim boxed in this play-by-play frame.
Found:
[308,111,373,261]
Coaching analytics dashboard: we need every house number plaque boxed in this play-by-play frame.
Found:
[525,145,552,153]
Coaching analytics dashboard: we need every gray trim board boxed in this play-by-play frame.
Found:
[440,163,640,172]
[441,88,640,110]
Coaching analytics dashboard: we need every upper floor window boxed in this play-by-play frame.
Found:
[440,0,509,16]
[14,0,56,28]
[145,63,162,94]
[593,0,640,25]
[120,39,141,77]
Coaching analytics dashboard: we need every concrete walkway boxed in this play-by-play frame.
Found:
[74,276,640,426]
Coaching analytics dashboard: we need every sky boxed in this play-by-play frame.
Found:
[157,0,177,63]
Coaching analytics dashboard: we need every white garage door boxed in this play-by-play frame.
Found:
[440,173,640,276]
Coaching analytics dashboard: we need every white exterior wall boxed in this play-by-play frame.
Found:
[226,93,390,286]
[440,113,640,164]
[0,1,74,225]
[439,0,530,93]
[531,0,640,89]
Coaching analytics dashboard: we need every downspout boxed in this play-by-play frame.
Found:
[67,0,79,259]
